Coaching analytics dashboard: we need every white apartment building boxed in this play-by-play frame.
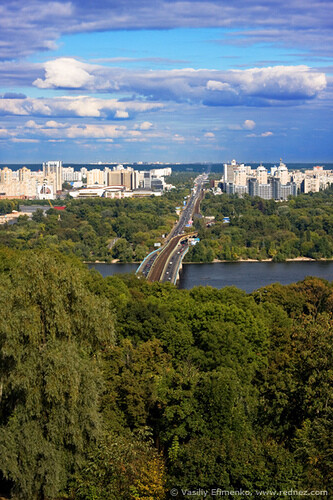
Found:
[150,167,172,177]
[86,169,105,186]
[234,166,247,186]
[43,161,63,192]
[275,161,290,184]
[0,167,48,198]
[62,167,82,182]
[257,165,268,185]
[303,176,320,193]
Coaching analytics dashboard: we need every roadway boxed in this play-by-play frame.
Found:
[138,172,207,283]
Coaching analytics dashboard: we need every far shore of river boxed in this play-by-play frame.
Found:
[86,256,333,265]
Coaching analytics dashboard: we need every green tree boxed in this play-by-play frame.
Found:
[0,250,115,499]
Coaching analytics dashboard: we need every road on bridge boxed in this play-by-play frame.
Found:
[140,172,207,283]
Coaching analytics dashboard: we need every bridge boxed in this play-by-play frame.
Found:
[137,173,207,284]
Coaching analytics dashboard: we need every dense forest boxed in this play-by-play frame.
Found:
[185,187,333,262]
[0,248,332,499]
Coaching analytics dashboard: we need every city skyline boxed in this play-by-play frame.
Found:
[0,0,332,163]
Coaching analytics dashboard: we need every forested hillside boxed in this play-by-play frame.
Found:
[0,249,332,499]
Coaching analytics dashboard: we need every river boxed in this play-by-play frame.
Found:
[88,261,333,293]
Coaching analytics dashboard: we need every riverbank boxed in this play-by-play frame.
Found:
[186,257,332,264]
[209,257,320,263]
[86,256,333,265]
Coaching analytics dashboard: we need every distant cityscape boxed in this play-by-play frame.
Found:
[1,160,333,203]
[0,162,173,200]
[213,159,333,200]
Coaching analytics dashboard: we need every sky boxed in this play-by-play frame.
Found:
[0,0,332,164]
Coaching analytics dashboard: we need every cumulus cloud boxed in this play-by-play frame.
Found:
[25,120,42,128]
[204,132,215,138]
[0,96,163,118]
[115,110,129,119]
[243,119,256,130]
[30,59,327,105]
[206,80,234,92]
[231,66,326,99]
[2,120,162,144]
[137,121,153,130]
[33,58,96,89]
[45,120,68,128]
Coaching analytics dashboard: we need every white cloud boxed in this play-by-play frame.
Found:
[128,130,142,137]
[247,131,274,137]
[11,138,40,143]
[33,58,96,89]
[60,124,122,139]
[115,110,129,119]
[23,123,157,143]
[138,121,153,130]
[45,120,68,128]
[243,119,256,130]
[204,132,215,138]
[30,59,327,106]
[206,80,233,92]
[25,120,41,128]
[0,96,163,118]
[232,66,327,99]
[0,128,10,137]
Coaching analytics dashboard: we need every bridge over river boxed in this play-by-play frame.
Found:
[136,173,207,284]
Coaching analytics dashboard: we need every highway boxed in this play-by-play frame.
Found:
[137,172,207,283]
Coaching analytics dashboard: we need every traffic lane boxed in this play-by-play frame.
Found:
[145,175,204,281]
[161,243,188,283]
[148,234,185,282]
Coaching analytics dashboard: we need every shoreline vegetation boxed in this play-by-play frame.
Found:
[85,256,333,265]
[84,257,333,265]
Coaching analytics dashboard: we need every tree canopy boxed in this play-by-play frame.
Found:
[0,249,332,498]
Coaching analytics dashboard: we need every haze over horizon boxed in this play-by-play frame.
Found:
[0,0,332,163]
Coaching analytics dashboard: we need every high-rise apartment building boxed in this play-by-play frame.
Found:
[234,166,247,186]
[257,165,268,185]
[223,159,238,183]
[275,160,289,185]
[43,161,63,192]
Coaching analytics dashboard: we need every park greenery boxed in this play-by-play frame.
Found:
[0,248,332,499]
[0,189,189,263]
[185,187,333,262]
[2,180,333,265]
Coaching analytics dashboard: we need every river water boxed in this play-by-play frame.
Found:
[88,261,333,293]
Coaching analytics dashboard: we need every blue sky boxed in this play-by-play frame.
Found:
[0,0,332,163]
